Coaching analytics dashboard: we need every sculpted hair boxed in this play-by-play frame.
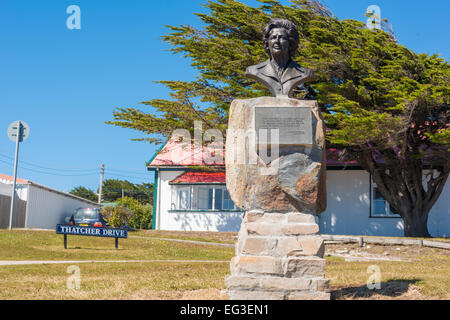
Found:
[263,18,300,58]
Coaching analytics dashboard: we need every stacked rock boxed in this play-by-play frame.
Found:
[226,210,329,300]
[224,97,330,300]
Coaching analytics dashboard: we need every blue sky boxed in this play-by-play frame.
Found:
[0,0,448,193]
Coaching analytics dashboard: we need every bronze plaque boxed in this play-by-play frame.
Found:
[255,107,313,146]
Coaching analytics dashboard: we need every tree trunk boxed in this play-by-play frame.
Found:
[401,208,431,238]
[403,220,431,238]
[358,151,449,239]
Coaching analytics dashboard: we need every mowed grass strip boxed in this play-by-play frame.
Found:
[1,230,449,300]
[0,230,234,261]
[0,262,230,300]
[135,230,238,244]
[1,257,448,300]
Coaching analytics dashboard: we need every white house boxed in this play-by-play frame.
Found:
[0,173,100,230]
[147,137,450,237]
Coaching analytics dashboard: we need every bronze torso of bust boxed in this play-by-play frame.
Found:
[246,59,314,98]
[245,18,314,98]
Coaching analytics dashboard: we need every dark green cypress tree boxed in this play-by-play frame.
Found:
[107,0,449,237]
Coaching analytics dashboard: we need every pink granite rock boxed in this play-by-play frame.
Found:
[226,97,326,214]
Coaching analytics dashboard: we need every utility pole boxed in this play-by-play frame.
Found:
[9,122,21,230]
[7,121,30,230]
[98,163,104,204]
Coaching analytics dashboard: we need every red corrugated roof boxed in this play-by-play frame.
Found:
[147,135,225,167]
[147,138,358,168]
[0,173,29,184]
[147,130,369,168]
[170,171,226,184]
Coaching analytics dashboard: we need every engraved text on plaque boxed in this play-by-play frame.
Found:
[255,107,313,146]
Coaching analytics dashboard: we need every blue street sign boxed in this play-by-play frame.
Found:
[56,225,127,238]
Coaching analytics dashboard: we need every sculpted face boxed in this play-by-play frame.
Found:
[268,28,290,58]
[245,18,313,97]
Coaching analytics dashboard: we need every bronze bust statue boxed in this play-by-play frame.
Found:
[246,18,314,98]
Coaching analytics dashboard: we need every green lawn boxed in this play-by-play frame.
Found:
[135,229,237,244]
[0,262,230,300]
[0,230,234,261]
[327,258,450,299]
[0,229,448,300]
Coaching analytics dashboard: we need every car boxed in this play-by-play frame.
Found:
[65,207,109,228]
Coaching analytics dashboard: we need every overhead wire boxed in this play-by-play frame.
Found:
[0,152,98,173]
[0,159,99,177]
[106,168,152,176]
[104,171,152,181]
[0,151,154,181]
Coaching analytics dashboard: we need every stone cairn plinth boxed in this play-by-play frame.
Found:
[225,210,329,300]
[225,97,330,300]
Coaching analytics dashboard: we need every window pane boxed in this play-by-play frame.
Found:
[191,187,198,209]
[374,187,384,200]
[171,189,177,210]
[389,205,399,216]
[215,188,223,210]
[74,208,98,220]
[178,188,190,210]
[223,190,235,210]
[198,187,213,210]
[209,188,213,209]
[373,200,387,216]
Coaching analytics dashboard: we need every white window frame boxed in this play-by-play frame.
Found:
[370,178,400,218]
[196,186,214,210]
[170,184,239,211]
[171,186,191,210]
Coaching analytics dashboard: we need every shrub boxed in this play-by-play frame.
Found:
[115,197,153,229]
[101,206,133,228]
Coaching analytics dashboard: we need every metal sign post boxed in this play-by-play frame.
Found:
[7,121,30,230]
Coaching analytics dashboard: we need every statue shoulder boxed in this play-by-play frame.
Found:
[245,60,269,77]
[291,61,314,78]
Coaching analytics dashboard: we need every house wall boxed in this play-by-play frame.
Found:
[15,185,28,201]
[0,183,10,197]
[318,170,450,237]
[319,170,403,236]
[0,182,28,200]
[25,185,100,230]
[426,177,450,237]
[0,183,28,228]
[156,169,449,236]
[157,170,244,232]
[0,194,27,228]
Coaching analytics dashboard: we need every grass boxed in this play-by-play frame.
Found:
[0,229,448,300]
[0,262,230,300]
[0,230,234,261]
[327,259,450,300]
[135,230,238,244]
[1,257,448,300]
[326,242,450,299]
[0,229,233,299]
